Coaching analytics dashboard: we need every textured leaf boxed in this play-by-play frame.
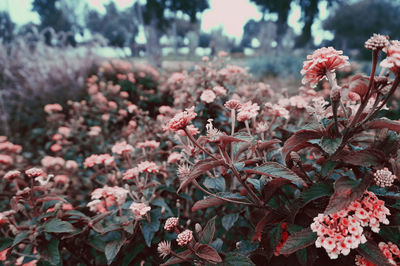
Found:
[178,158,225,192]
[256,139,281,150]
[48,239,60,265]
[278,228,317,255]
[105,239,124,265]
[0,238,12,251]
[324,176,370,215]
[339,149,386,167]
[160,249,193,266]
[320,136,341,155]
[141,209,161,247]
[245,162,305,186]
[222,213,239,231]
[252,211,271,242]
[357,241,393,266]
[12,232,29,247]
[192,193,250,212]
[204,176,226,191]
[195,244,222,262]
[223,252,255,266]
[199,216,216,244]
[321,160,338,177]
[44,219,76,233]
[301,183,333,207]
[262,178,292,203]
[282,129,323,163]
[365,118,400,132]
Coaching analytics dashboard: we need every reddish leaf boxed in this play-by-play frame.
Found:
[244,162,306,186]
[365,118,400,132]
[160,249,193,266]
[256,139,281,150]
[324,176,371,215]
[192,197,225,211]
[199,216,216,244]
[282,129,323,164]
[278,227,317,255]
[217,135,247,144]
[178,158,225,192]
[252,210,270,242]
[262,178,292,203]
[195,244,222,262]
[338,149,386,167]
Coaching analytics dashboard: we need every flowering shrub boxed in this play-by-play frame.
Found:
[1,34,400,265]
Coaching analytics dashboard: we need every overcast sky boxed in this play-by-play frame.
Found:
[0,0,333,45]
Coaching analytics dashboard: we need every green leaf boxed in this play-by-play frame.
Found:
[238,240,259,254]
[122,243,145,266]
[278,228,317,255]
[222,213,239,231]
[357,241,393,266]
[320,136,341,155]
[0,238,13,251]
[223,252,255,266]
[12,231,29,247]
[204,176,226,192]
[199,216,216,244]
[244,162,305,186]
[301,183,333,207]
[320,160,338,177]
[44,219,76,233]
[105,239,124,265]
[141,208,161,247]
[48,239,60,265]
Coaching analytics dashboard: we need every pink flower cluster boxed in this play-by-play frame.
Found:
[164,217,179,231]
[355,241,400,266]
[311,191,390,259]
[84,154,114,168]
[136,140,160,149]
[200,89,216,103]
[137,161,159,173]
[176,229,193,246]
[111,141,134,155]
[374,168,396,187]
[301,47,349,88]
[237,101,260,122]
[129,202,151,218]
[44,103,63,113]
[87,185,128,213]
[381,41,400,73]
[164,106,197,132]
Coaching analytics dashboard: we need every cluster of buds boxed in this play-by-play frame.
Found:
[364,34,389,51]
[311,191,390,259]
[374,168,396,187]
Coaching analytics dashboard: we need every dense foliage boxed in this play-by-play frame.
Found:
[1,34,400,265]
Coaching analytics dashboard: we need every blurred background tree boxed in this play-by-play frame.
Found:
[0,11,14,43]
[323,0,400,59]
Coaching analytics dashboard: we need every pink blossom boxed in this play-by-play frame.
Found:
[301,47,350,88]
[120,91,129,98]
[41,156,65,168]
[237,101,259,121]
[157,241,171,258]
[137,161,159,173]
[200,89,216,103]
[177,124,199,136]
[265,103,290,119]
[381,41,400,73]
[84,154,114,168]
[88,126,102,137]
[176,229,193,246]
[25,168,45,178]
[44,103,62,113]
[0,248,9,261]
[4,170,20,180]
[136,140,160,149]
[123,168,139,180]
[213,85,227,96]
[58,126,71,137]
[164,217,179,231]
[54,175,69,184]
[50,143,62,152]
[365,34,389,51]
[374,167,396,187]
[164,106,197,132]
[130,202,151,218]
[112,141,133,155]
[224,99,242,110]
[65,160,78,170]
[0,154,12,165]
